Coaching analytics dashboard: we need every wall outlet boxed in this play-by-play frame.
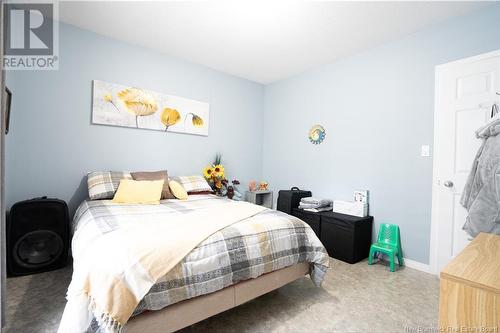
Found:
[421,145,430,157]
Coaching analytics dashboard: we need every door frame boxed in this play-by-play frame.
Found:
[0,1,5,326]
[429,48,500,275]
[0,2,5,327]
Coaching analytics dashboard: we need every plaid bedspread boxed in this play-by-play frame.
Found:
[69,195,329,332]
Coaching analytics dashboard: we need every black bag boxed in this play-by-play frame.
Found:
[277,187,312,215]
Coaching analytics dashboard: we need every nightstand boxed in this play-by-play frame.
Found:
[246,190,273,209]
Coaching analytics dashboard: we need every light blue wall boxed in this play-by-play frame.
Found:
[6,5,500,264]
[6,23,264,213]
[262,5,500,264]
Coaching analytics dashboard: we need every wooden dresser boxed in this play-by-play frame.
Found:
[439,233,500,331]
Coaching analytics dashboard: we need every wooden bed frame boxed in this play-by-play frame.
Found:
[125,262,310,332]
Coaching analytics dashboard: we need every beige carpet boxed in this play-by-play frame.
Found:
[5,258,439,333]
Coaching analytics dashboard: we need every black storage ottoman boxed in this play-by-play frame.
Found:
[320,212,373,264]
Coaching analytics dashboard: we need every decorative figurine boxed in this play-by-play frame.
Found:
[259,181,268,191]
[233,189,243,200]
[227,186,235,199]
[248,180,257,192]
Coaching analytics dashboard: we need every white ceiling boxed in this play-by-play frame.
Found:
[58,1,489,84]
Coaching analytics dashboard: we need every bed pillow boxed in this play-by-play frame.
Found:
[169,180,188,200]
[173,175,213,194]
[131,170,175,199]
[112,179,164,205]
[87,171,132,200]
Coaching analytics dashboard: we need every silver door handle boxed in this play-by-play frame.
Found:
[444,180,454,187]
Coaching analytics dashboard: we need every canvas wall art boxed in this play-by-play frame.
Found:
[92,80,209,136]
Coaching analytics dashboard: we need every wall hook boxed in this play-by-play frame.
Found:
[492,104,499,118]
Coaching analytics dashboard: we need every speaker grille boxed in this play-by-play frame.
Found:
[13,230,64,268]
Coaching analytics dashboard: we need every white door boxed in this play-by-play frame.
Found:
[433,50,500,273]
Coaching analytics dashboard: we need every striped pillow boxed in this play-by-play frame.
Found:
[173,175,213,193]
[87,171,132,200]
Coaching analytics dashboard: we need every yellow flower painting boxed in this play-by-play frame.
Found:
[103,93,120,112]
[161,108,181,130]
[117,88,158,116]
[184,112,205,130]
[192,114,204,127]
[92,80,210,136]
[116,88,158,127]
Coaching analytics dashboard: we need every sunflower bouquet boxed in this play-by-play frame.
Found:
[203,154,228,196]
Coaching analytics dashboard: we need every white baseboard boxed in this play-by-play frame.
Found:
[403,258,432,274]
[379,257,432,274]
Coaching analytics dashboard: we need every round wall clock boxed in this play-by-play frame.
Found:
[308,125,326,145]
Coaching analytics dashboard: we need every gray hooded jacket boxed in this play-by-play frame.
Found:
[461,118,500,237]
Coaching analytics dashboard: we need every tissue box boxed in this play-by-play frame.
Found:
[333,200,368,217]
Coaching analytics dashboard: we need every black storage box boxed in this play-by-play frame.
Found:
[320,212,373,264]
[291,208,321,238]
[7,197,69,276]
[277,187,312,215]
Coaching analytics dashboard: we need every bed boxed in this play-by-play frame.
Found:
[59,194,329,333]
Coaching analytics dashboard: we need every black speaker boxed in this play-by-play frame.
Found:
[7,197,69,276]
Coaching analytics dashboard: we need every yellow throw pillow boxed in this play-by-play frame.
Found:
[169,180,188,200]
[112,179,164,205]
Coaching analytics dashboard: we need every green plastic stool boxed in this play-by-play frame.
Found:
[368,223,404,272]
